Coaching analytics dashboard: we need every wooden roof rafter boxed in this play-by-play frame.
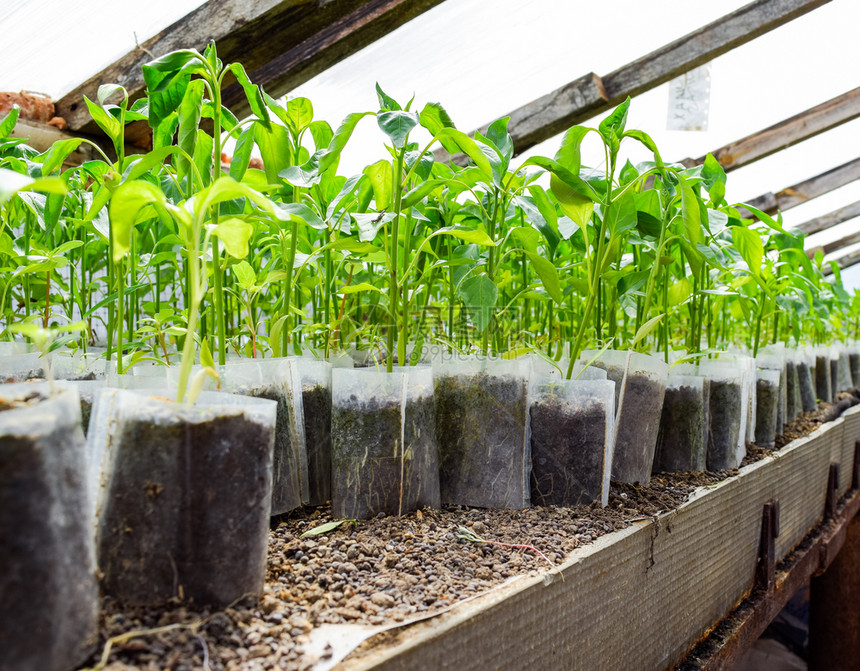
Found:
[436,0,831,161]
[54,0,447,146]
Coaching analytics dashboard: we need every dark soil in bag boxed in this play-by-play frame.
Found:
[654,384,706,472]
[331,395,439,519]
[530,391,607,506]
[850,353,860,387]
[97,405,273,608]
[0,390,98,671]
[303,384,332,506]
[754,378,779,449]
[829,358,838,399]
[707,379,742,470]
[250,384,303,515]
[785,361,798,422]
[815,355,832,403]
[436,372,530,509]
[611,372,666,484]
[798,361,817,412]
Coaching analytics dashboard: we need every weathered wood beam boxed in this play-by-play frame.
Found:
[445,0,830,159]
[822,248,860,275]
[687,87,860,172]
[741,157,860,217]
[55,0,445,145]
[795,200,860,235]
[822,230,860,256]
[9,119,101,166]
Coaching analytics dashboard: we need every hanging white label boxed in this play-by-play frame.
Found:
[667,63,711,131]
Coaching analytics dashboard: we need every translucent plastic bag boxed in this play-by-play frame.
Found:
[582,350,668,484]
[754,369,781,449]
[0,382,97,670]
[331,366,439,518]
[654,373,707,472]
[434,356,531,508]
[90,389,276,607]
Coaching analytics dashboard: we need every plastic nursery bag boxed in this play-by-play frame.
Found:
[294,357,333,506]
[814,346,832,403]
[754,368,781,450]
[90,389,277,608]
[530,373,615,507]
[797,349,818,412]
[654,373,708,472]
[0,351,47,383]
[221,358,307,515]
[434,355,531,509]
[581,349,668,484]
[757,346,786,434]
[700,360,745,470]
[331,366,440,519]
[0,382,97,671]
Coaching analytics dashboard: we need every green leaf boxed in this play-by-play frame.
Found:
[632,313,664,348]
[0,105,20,139]
[435,127,493,181]
[737,202,787,234]
[353,212,395,242]
[40,138,84,175]
[485,116,513,166]
[84,96,121,141]
[702,153,727,205]
[232,259,256,290]
[668,278,692,307]
[459,274,498,334]
[603,191,637,236]
[228,62,270,127]
[177,79,204,183]
[598,97,630,153]
[340,282,385,295]
[375,83,401,112]
[301,519,349,537]
[212,218,253,258]
[108,181,167,262]
[731,226,763,277]
[377,110,419,148]
[199,337,216,369]
[525,251,562,304]
[255,121,292,185]
[678,176,704,248]
[550,173,593,231]
[554,125,589,173]
[142,63,191,132]
[285,97,314,135]
[419,102,456,153]
[0,169,34,202]
[363,159,392,210]
[229,124,255,181]
[401,178,445,209]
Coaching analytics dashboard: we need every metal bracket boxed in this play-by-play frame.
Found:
[853,441,860,491]
[755,499,780,592]
[826,462,841,520]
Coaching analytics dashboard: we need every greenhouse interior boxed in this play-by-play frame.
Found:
[4,0,860,669]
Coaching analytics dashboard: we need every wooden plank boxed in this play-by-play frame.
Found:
[9,119,99,166]
[687,87,860,172]
[444,0,830,158]
[795,200,860,235]
[741,157,860,217]
[338,416,850,671]
[822,248,860,276]
[463,73,607,155]
[55,0,445,144]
